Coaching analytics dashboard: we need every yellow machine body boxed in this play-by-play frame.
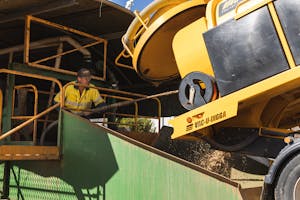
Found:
[169,0,299,139]
[172,17,214,78]
[122,0,210,83]
[122,0,300,140]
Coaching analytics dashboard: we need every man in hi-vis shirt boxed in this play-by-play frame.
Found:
[54,68,105,117]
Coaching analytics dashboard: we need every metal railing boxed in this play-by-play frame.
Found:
[61,82,162,133]
[0,69,62,145]
[12,84,38,143]
[114,49,135,70]
[103,112,160,133]
[0,69,63,93]
[24,15,108,81]
[0,104,60,143]
[101,94,139,129]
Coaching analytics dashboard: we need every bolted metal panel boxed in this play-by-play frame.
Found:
[0,110,242,199]
[203,6,289,96]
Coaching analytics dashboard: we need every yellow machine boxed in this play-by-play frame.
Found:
[121,1,300,198]
[121,0,300,139]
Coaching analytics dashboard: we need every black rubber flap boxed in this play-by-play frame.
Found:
[203,6,289,96]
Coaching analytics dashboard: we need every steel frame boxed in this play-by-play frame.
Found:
[24,15,108,81]
[0,69,62,145]
[12,84,38,144]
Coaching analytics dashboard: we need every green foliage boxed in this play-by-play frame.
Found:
[118,118,156,133]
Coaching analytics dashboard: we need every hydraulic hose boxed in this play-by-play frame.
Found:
[40,120,58,146]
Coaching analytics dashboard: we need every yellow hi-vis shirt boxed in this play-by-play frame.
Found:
[54,81,104,114]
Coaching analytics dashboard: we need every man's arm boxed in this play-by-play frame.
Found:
[53,92,62,111]
[92,89,105,107]
[53,92,61,104]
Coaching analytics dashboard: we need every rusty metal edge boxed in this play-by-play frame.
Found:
[100,0,135,17]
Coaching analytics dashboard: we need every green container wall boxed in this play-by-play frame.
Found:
[0,110,242,200]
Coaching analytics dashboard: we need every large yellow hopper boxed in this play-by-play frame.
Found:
[122,0,209,84]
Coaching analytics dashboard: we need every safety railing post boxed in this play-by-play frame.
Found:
[0,69,62,144]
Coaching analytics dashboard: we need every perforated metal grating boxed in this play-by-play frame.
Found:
[0,165,104,200]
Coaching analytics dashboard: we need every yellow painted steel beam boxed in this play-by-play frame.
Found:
[0,146,59,160]
[28,15,105,42]
[0,104,60,141]
[23,15,108,81]
[0,68,63,110]
[268,2,296,68]
[169,66,300,139]
[12,84,39,144]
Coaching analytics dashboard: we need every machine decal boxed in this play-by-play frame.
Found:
[218,0,243,17]
[186,124,193,131]
[186,111,227,131]
[193,112,205,119]
[194,111,226,129]
[186,117,193,123]
[186,112,205,131]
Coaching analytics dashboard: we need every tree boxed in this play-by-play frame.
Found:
[118,117,156,133]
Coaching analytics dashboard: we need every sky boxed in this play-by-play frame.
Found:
[108,0,153,11]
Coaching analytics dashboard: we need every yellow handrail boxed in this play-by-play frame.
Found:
[24,15,108,81]
[114,49,135,70]
[65,94,140,127]
[0,68,63,107]
[61,82,162,132]
[101,94,139,129]
[0,69,62,144]
[12,84,38,144]
[123,0,187,55]
[33,41,102,65]
[0,104,60,141]
[104,112,160,119]
[61,82,160,104]
[234,0,251,14]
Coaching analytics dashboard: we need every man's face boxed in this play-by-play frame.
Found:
[77,76,90,86]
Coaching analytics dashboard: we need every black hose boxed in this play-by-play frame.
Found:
[89,90,178,114]
[40,120,58,146]
[202,133,259,152]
